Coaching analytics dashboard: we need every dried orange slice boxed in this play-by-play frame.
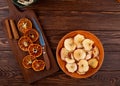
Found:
[32,59,45,71]
[18,36,33,51]
[17,18,32,33]
[22,55,35,69]
[28,44,42,57]
[24,29,39,42]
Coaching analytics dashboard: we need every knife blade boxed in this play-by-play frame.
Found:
[32,17,50,70]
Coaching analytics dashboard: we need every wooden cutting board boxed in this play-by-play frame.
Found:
[2,0,59,83]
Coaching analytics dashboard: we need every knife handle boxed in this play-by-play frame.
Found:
[42,46,50,70]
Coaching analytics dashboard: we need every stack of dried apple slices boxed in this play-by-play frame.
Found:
[60,34,99,74]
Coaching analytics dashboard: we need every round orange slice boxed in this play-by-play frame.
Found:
[32,59,45,71]
[24,29,39,42]
[17,18,32,33]
[22,55,35,69]
[18,36,33,51]
[28,44,42,57]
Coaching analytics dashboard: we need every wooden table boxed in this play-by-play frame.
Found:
[0,0,120,85]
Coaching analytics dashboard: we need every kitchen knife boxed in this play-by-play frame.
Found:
[32,17,50,70]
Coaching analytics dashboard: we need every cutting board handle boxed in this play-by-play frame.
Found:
[6,0,21,15]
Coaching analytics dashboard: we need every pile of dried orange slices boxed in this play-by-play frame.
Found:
[60,34,99,74]
[17,18,45,71]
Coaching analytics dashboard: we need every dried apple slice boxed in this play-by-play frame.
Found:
[88,58,98,68]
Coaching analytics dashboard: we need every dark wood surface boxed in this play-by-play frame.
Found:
[0,0,120,85]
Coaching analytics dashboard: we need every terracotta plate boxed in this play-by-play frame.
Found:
[56,30,104,78]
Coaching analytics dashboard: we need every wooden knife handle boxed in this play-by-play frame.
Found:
[9,19,19,40]
[42,46,50,70]
[4,19,13,39]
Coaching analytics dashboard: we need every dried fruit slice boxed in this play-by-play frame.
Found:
[64,38,76,52]
[85,51,93,60]
[77,59,89,74]
[82,39,94,51]
[88,58,98,68]
[73,49,86,61]
[18,36,33,51]
[28,44,42,57]
[65,53,75,64]
[17,18,32,33]
[65,63,77,73]
[74,34,85,48]
[24,29,39,42]
[92,46,99,57]
[60,48,69,61]
[32,59,45,71]
[22,55,35,69]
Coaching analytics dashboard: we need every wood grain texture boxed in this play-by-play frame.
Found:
[29,0,120,11]
[36,11,120,31]
[0,0,120,85]
[1,0,120,11]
